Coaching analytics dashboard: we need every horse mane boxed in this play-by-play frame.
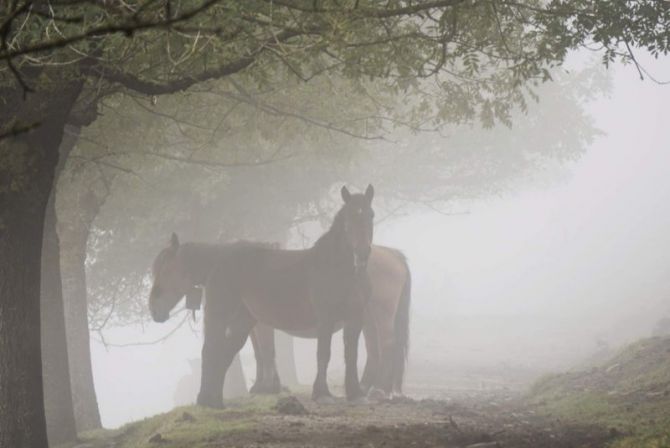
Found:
[154,240,283,285]
[152,247,172,277]
[313,206,346,250]
[231,239,281,249]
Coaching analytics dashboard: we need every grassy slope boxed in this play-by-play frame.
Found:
[58,395,279,448]
[528,337,670,447]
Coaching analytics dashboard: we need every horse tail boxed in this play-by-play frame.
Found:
[392,251,411,393]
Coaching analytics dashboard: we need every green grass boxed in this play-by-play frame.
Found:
[528,337,670,447]
[58,395,283,448]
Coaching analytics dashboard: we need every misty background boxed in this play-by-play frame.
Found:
[60,55,670,428]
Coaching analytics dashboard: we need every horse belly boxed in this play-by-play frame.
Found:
[243,286,318,334]
[284,320,346,339]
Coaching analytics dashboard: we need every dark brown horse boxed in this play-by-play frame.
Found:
[149,186,375,407]
[249,245,411,397]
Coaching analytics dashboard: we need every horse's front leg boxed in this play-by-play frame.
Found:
[198,311,227,408]
[344,318,365,401]
[312,324,334,402]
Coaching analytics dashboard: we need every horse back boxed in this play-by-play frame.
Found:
[366,245,409,318]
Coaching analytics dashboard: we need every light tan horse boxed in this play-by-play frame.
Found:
[249,245,411,397]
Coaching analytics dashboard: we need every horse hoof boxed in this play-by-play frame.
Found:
[389,392,413,403]
[367,388,387,402]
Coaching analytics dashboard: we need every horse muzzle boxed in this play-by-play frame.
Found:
[150,306,170,323]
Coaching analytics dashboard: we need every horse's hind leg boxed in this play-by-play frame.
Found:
[376,316,396,396]
[249,326,264,394]
[312,324,334,402]
[220,320,254,400]
[249,323,281,394]
[344,318,365,401]
[360,316,380,393]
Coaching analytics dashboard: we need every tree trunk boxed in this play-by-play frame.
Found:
[59,181,103,431]
[276,331,300,386]
[41,185,78,445]
[0,140,52,448]
[0,84,82,448]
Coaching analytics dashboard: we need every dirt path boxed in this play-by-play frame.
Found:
[211,391,613,448]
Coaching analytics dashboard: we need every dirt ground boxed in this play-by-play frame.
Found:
[197,391,614,448]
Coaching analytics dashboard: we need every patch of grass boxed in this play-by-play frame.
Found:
[59,396,286,448]
[528,337,670,447]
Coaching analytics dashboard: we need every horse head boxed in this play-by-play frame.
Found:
[149,233,193,323]
[339,184,375,271]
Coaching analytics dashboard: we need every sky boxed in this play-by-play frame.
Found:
[90,54,670,428]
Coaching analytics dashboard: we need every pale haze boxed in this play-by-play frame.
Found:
[91,56,670,428]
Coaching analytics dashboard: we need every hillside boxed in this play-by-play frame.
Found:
[528,336,670,447]
[57,338,670,448]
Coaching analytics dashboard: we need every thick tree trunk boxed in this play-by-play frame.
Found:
[60,217,103,431]
[59,182,103,431]
[41,124,94,443]
[0,142,52,448]
[276,330,300,386]
[41,186,78,445]
[0,84,82,448]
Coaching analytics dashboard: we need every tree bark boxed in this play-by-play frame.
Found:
[0,83,82,448]
[59,183,103,431]
[41,183,78,445]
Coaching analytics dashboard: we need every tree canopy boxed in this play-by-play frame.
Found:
[2,0,667,139]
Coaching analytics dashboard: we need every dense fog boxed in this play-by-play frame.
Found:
[4,4,670,448]
[80,55,670,428]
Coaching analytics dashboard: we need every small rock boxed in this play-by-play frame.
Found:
[366,424,381,433]
[148,433,165,444]
[275,396,308,415]
[176,411,195,422]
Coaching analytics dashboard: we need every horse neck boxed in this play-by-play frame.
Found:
[178,243,225,286]
[312,210,353,265]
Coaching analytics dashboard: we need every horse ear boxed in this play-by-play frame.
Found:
[341,185,351,203]
[364,184,374,203]
[170,232,180,249]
